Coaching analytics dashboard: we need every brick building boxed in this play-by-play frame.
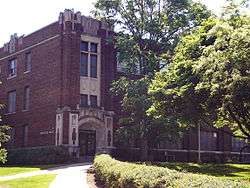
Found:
[0,10,249,162]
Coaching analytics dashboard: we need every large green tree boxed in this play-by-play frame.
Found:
[149,14,250,139]
[94,0,211,75]
[94,0,211,160]
[111,77,183,160]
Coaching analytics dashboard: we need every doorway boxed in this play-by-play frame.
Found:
[79,130,96,156]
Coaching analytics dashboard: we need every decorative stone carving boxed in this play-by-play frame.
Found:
[3,33,23,53]
[58,9,112,34]
[82,16,100,35]
[3,43,9,52]
[55,113,63,146]
[76,12,82,23]
[69,113,79,146]
[18,36,24,46]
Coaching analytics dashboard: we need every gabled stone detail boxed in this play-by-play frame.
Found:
[58,9,112,34]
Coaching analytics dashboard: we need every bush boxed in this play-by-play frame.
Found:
[6,146,71,165]
[94,154,247,188]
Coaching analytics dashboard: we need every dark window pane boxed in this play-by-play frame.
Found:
[80,53,88,76]
[90,95,97,107]
[80,94,88,107]
[9,59,17,77]
[90,55,97,78]
[90,43,98,53]
[8,90,16,113]
[25,53,31,72]
[81,41,88,51]
[200,131,218,151]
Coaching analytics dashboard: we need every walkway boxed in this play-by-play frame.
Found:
[49,163,92,188]
[0,163,92,188]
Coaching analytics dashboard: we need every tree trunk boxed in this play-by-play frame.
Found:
[140,138,148,161]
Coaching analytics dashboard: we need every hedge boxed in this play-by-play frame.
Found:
[94,154,247,188]
[5,146,71,165]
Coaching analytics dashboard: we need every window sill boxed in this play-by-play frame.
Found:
[22,109,29,112]
[7,75,17,80]
[80,76,98,80]
[24,71,31,74]
[5,112,16,115]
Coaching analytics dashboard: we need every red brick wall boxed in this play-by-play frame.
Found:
[0,34,62,147]
[0,16,115,149]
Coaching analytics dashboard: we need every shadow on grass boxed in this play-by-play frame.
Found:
[150,162,250,179]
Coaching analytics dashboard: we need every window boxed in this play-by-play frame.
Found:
[80,41,88,51]
[80,53,88,76]
[200,131,218,151]
[9,127,15,148]
[80,41,99,78]
[232,137,247,152]
[80,94,88,107]
[8,59,17,77]
[23,125,28,147]
[25,52,31,72]
[23,86,30,111]
[90,95,97,107]
[90,55,97,78]
[8,90,16,113]
[90,43,98,53]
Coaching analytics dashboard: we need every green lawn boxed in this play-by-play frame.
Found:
[152,162,250,181]
[0,174,56,188]
[0,165,59,176]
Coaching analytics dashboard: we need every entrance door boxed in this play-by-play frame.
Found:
[79,130,96,156]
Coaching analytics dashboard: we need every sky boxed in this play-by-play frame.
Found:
[0,0,227,46]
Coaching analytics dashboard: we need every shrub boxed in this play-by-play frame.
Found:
[94,154,247,188]
[5,146,71,165]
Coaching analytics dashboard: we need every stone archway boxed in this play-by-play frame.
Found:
[78,117,107,155]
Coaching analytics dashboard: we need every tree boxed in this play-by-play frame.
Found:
[94,0,211,160]
[94,0,211,75]
[149,14,250,139]
[111,77,183,160]
[0,103,10,163]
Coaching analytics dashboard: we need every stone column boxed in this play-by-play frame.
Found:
[68,113,79,157]
[55,113,63,146]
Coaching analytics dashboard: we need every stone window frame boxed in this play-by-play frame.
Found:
[7,90,16,114]
[23,86,30,111]
[90,95,98,107]
[8,58,17,79]
[24,52,32,73]
[80,40,99,79]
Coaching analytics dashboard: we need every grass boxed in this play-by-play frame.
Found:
[0,174,56,188]
[151,162,250,181]
[0,165,60,176]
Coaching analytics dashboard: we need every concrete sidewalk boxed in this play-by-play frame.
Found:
[0,163,92,188]
[49,163,92,188]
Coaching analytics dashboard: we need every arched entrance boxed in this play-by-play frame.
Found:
[78,117,106,156]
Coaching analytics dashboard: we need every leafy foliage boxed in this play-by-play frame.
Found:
[94,1,210,157]
[94,0,211,75]
[94,154,247,188]
[0,102,10,164]
[149,14,250,139]
[111,77,183,152]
